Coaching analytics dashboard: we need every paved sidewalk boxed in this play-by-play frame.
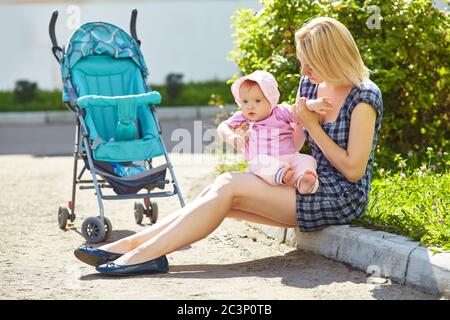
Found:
[0,154,437,299]
[257,225,450,298]
[0,120,217,156]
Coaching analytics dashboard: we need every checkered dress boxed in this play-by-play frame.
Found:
[296,76,383,232]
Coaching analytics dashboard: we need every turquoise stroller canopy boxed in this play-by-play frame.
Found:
[62,22,149,104]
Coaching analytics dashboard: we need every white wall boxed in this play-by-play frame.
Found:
[0,0,261,90]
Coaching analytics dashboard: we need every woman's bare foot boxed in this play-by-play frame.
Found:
[98,239,133,255]
[112,243,157,266]
[297,169,319,194]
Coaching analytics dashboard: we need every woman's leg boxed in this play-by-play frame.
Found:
[227,209,294,228]
[192,183,295,227]
[100,203,291,254]
[99,184,214,254]
[112,172,297,265]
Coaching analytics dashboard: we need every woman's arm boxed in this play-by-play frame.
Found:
[294,100,377,183]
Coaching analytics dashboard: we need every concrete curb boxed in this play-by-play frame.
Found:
[251,223,450,297]
[0,105,236,126]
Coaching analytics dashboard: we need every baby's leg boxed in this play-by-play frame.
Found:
[290,154,319,194]
[247,154,290,185]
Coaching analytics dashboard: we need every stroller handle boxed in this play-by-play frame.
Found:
[49,10,59,47]
[49,10,64,64]
[130,9,141,46]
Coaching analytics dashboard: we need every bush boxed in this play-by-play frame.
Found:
[229,0,450,170]
[14,80,38,103]
[165,73,184,100]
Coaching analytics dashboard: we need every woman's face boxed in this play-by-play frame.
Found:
[298,53,323,84]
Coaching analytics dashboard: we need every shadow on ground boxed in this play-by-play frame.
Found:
[78,250,434,300]
[65,227,137,244]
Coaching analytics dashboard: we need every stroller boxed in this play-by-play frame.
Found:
[49,9,185,243]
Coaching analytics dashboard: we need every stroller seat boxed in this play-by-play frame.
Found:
[74,56,164,162]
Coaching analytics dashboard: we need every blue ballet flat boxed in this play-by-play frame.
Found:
[96,255,169,276]
[74,245,124,267]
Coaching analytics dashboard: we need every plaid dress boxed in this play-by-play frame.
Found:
[296,76,383,232]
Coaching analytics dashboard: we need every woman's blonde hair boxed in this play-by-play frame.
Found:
[295,17,370,86]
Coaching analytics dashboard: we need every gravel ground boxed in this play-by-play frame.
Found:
[0,154,437,300]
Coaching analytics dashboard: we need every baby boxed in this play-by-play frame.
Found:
[217,70,333,194]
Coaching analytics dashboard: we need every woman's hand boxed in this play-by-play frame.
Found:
[292,97,321,131]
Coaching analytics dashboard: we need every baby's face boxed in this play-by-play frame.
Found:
[239,85,272,121]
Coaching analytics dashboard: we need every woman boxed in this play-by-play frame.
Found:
[74,17,383,275]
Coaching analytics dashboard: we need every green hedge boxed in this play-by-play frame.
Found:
[0,81,235,112]
[151,81,234,107]
[0,90,64,112]
[229,0,450,171]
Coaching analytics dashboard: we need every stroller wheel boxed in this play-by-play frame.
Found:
[97,216,113,241]
[134,202,145,225]
[148,202,159,224]
[58,206,69,229]
[81,217,106,243]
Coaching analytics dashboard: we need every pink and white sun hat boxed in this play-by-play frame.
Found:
[231,70,280,109]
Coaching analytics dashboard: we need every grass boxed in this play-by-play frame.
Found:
[354,171,449,251]
[354,148,450,251]
[0,80,235,112]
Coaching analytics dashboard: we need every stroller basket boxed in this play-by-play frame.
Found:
[49,10,185,243]
[84,159,168,195]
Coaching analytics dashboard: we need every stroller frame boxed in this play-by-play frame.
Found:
[49,9,185,243]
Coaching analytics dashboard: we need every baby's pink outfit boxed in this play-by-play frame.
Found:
[223,106,317,189]
[223,70,318,192]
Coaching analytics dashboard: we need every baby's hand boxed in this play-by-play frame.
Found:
[306,97,333,115]
[227,133,246,151]
[232,122,250,139]
[230,122,250,149]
